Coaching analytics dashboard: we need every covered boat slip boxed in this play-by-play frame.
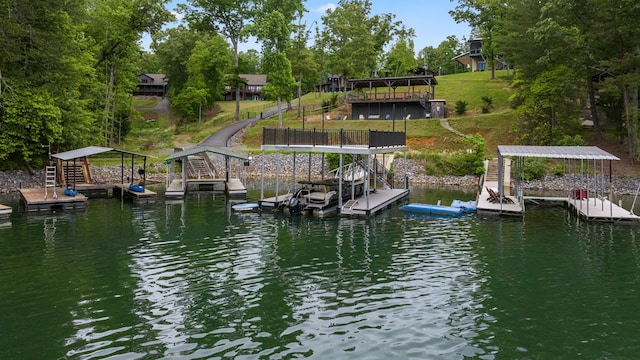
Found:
[164,146,250,199]
[260,128,410,217]
[480,145,640,223]
[20,146,155,211]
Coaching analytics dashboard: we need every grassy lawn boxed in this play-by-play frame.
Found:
[125,71,518,162]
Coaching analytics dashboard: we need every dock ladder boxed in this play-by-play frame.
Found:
[342,199,359,211]
[44,166,58,200]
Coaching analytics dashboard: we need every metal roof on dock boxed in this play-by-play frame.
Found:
[51,146,153,161]
[497,146,619,160]
[165,146,249,161]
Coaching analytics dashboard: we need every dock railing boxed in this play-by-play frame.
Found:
[262,128,405,148]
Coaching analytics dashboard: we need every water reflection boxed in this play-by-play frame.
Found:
[3,190,640,358]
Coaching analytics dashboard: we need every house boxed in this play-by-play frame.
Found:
[453,39,509,72]
[134,73,168,97]
[224,74,268,101]
[315,74,344,93]
[344,74,442,120]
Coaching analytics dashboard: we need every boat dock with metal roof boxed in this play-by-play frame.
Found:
[164,146,250,199]
[259,127,410,217]
[477,145,640,223]
[19,146,156,211]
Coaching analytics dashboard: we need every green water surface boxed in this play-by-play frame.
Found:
[1,187,639,359]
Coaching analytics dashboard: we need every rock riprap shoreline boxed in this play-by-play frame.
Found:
[1,154,638,195]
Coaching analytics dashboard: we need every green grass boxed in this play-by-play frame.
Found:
[126,72,518,163]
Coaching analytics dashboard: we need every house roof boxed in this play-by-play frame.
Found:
[138,73,167,85]
[239,74,267,86]
[346,75,437,89]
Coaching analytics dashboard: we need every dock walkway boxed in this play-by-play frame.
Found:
[19,188,88,212]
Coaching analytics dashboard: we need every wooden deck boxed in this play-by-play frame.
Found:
[114,184,157,203]
[19,188,88,212]
[0,204,12,218]
[476,184,524,217]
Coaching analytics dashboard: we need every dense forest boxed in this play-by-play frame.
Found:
[1,0,639,170]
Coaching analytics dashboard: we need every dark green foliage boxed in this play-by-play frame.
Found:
[321,94,340,112]
[455,100,468,115]
[325,153,353,172]
[416,134,486,176]
[556,134,585,146]
[523,158,546,181]
[481,96,493,113]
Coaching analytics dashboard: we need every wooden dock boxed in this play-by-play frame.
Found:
[476,185,524,217]
[0,204,12,218]
[19,188,88,212]
[114,184,157,203]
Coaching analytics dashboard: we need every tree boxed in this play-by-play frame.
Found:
[418,36,466,75]
[288,15,319,117]
[384,35,417,77]
[180,0,259,121]
[254,9,299,127]
[87,0,173,145]
[0,0,96,167]
[450,0,505,79]
[152,25,201,96]
[171,35,232,122]
[318,0,407,79]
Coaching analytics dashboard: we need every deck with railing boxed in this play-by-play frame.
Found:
[262,128,406,149]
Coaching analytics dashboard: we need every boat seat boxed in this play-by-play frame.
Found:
[305,192,329,203]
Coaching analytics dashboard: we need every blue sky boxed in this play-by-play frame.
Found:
[143,0,470,53]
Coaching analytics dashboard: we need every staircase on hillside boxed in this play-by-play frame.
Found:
[63,164,87,186]
[485,158,512,194]
[187,155,216,178]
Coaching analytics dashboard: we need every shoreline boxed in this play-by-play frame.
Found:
[1,154,638,196]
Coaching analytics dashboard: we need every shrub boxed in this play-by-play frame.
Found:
[481,96,493,113]
[523,158,546,180]
[454,100,468,115]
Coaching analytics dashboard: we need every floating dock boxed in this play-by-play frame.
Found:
[114,184,157,203]
[19,188,88,212]
[340,189,409,217]
[525,195,640,223]
[0,204,12,218]
[477,146,640,223]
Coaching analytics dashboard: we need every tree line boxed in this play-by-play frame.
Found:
[8,0,633,170]
[451,0,640,162]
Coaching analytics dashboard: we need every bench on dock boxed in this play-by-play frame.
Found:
[486,187,514,204]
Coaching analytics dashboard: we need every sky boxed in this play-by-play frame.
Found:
[143,0,470,53]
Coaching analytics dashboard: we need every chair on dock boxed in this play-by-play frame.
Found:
[486,187,513,204]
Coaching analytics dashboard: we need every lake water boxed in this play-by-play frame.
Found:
[1,186,640,359]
